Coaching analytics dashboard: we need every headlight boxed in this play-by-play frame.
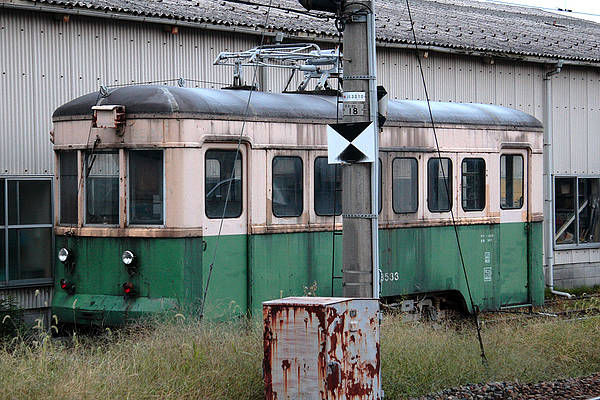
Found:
[122,250,135,265]
[58,248,70,263]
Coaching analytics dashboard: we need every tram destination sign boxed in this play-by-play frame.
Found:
[327,121,375,164]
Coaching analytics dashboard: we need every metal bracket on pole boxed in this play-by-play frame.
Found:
[342,213,378,219]
[343,75,376,80]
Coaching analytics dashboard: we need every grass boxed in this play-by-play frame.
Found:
[0,314,599,399]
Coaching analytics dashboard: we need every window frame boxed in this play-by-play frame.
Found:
[272,155,304,218]
[58,150,79,226]
[313,156,342,217]
[83,150,120,226]
[127,149,166,226]
[461,157,486,212]
[554,174,600,249]
[204,149,244,219]
[499,154,524,210]
[392,157,419,214]
[1,177,54,287]
[427,157,453,213]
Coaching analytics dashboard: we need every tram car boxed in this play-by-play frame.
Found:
[51,85,544,325]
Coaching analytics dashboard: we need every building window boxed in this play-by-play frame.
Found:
[500,155,523,209]
[462,158,486,211]
[1,179,52,284]
[272,156,303,217]
[130,150,164,225]
[428,158,452,212]
[393,158,418,213]
[59,151,78,225]
[85,152,119,225]
[314,157,341,216]
[205,150,243,218]
[555,177,600,246]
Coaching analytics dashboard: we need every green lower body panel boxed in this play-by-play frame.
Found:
[52,236,203,325]
[53,292,178,326]
[52,221,544,324]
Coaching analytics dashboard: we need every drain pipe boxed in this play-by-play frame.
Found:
[544,60,572,299]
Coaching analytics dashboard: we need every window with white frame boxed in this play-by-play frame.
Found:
[555,177,600,246]
[1,178,53,284]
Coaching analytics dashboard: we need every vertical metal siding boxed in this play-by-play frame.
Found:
[0,11,261,176]
[588,71,600,174]
[0,286,52,310]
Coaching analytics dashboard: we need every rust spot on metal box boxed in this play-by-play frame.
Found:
[263,297,381,399]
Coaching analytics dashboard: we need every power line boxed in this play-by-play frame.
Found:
[405,0,488,366]
[199,0,275,320]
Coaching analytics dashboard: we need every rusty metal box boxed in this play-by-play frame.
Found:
[263,297,381,400]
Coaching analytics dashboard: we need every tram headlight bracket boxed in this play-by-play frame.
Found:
[58,248,75,269]
[121,250,137,275]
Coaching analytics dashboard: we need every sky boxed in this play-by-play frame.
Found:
[480,0,600,23]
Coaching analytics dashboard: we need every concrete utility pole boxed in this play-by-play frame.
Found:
[341,0,379,299]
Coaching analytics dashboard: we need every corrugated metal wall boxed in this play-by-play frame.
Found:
[0,10,258,176]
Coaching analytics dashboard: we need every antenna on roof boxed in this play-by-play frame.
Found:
[214,43,342,92]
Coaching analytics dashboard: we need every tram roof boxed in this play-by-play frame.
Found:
[53,85,542,129]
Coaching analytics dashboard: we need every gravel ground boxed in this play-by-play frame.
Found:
[415,373,600,399]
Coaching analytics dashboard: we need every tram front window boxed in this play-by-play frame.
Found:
[85,152,119,225]
[130,150,164,225]
[59,151,78,225]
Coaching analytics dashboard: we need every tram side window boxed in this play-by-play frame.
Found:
[500,155,523,209]
[462,158,486,211]
[428,158,452,212]
[59,151,78,224]
[85,152,119,225]
[130,151,164,225]
[393,158,418,213]
[272,156,303,217]
[314,157,341,216]
[205,150,243,219]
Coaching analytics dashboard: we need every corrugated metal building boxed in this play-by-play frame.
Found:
[1,0,599,319]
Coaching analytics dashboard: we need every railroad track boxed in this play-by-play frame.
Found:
[414,373,600,400]
[480,294,600,325]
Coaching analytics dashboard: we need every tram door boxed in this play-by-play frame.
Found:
[201,145,248,318]
[498,150,530,306]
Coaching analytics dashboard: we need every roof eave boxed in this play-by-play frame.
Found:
[2,0,599,68]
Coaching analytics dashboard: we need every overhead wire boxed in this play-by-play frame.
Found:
[404,0,488,366]
[330,20,344,296]
[199,0,275,320]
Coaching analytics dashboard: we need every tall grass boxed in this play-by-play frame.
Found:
[0,314,599,399]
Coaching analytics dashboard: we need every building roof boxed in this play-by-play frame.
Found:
[52,85,543,129]
[12,0,600,64]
